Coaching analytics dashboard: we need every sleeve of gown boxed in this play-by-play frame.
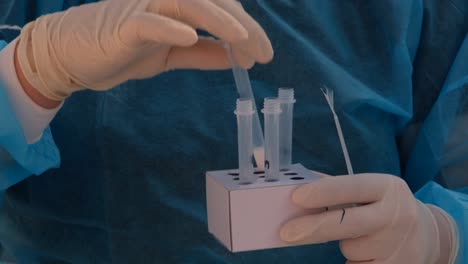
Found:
[398,0,468,262]
[0,39,60,192]
[407,28,468,264]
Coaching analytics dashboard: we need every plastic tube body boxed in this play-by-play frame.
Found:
[278,88,296,170]
[235,99,255,184]
[262,98,282,182]
[225,44,265,168]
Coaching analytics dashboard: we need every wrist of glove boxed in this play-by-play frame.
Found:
[280,174,459,264]
[16,0,274,101]
[427,204,459,264]
[17,18,79,101]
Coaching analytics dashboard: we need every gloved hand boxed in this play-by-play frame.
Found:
[280,174,459,264]
[16,0,273,101]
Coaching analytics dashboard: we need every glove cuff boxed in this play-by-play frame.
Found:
[426,204,460,264]
[17,17,81,102]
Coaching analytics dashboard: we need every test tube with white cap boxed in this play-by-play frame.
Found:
[278,88,296,170]
[235,98,255,184]
[262,98,282,182]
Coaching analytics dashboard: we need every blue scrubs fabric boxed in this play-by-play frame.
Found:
[0,0,467,263]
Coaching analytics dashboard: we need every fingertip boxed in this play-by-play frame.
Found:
[280,221,299,243]
[237,38,274,65]
[279,225,291,242]
[238,59,255,69]
[258,43,274,64]
[180,28,199,46]
[172,23,199,46]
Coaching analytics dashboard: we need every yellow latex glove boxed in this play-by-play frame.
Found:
[281,174,459,264]
[16,0,273,101]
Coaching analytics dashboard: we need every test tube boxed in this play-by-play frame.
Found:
[225,43,265,169]
[278,88,296,170]
[235,99,255,184]
[262,98,282,182]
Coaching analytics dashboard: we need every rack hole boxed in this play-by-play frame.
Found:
[290,177,304,180]
[228,172,239,176]
[265,179,279,182]
[258,175,265,178]
[284,172,298,176]
[233,177,239,180]
[280,169,289,172]
[254,171,265,175]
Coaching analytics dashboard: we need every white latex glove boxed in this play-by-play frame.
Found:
[16,0,273,101]
[280,174,459,264]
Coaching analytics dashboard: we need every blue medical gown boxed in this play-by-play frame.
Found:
[0,0,467,263]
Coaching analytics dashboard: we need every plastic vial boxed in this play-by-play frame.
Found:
[262,98,282,182]
[278,88,296,170]
[235,99,255,184]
